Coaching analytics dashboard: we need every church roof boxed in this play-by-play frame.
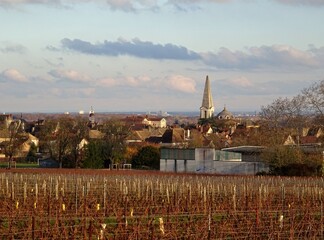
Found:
[216,106,233,119]
[201,75,214,109]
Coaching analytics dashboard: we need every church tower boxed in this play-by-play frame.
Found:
[88,106,95,128]
[200,75,214,119]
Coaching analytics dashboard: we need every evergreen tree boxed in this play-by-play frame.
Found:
[131,145,160,170]
[83,140,104,169]
[25,142,38,163]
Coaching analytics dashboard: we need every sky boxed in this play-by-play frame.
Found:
[0,0,324,114]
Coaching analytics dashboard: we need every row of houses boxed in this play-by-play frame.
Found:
[0,112,169,164]
[0,111,323,174]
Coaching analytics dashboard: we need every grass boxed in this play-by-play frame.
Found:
[0,162,39,168]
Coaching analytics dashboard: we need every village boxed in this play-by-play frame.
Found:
[0,77,323,176]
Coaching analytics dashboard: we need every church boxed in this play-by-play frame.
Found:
[200,75,234,120]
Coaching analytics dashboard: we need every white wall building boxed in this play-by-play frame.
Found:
[160,148,268,175]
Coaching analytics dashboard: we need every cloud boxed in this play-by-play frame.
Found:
[49,87,96,97]
[95,74,196,94]
[273,0,324,6]
[201,45,320,70]
[166,75,196,93]
[0,42,27,54]
[95,75,152,88]
[58,37,324,70]
[0,68,28,82]
[216,76,311,97]
[125,75,151,86]
[48,69,90,82]
[61,38,201,60]
[95,77,119,88]
[46,45,61,52]
[0,0,159,12]
[1,0,324,11]
[0,0,62,8]
[228,76,254,88]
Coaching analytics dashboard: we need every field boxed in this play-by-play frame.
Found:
[0,169,323,239]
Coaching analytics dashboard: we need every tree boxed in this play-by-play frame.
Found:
[3,122,24,168]
[124,146,139,164]
[67,117,88,168]
[131,145,160,170]
[38,116,75,168]
[258,83,324,176]
[260,95,308,130]
[83,140,104,169]
[100,119,130,168]
[25,142,38,163]
[260,95,311,146]
[302,80,324,118]
[53,117,75,168]
[262,145,322,176]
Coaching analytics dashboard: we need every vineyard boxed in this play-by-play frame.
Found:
[0,169,323,239]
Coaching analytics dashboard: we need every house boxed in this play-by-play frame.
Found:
[199,123,213,135]
[0,130,39,160]
[142,117,167,128]
[284,127,323,146]
[123,115,167,129]
[126,128,166,145]
[307,127,322,138]
[89,129,105,139]
[0,114,13,129]
[161,128,187,147]
[283,135,296,145]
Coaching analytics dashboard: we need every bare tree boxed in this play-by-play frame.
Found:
[100,119,130,168]
[4,122,24,169]
[38,116,75,168]
[54,117,76,168]
[302,80,324,124]
[68,117,88,168]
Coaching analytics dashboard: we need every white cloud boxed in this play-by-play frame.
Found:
[167,75,196,93]
[125,76,151,86]
[95,74,197,94]
[95,75,151,88]
[96,77,119,87]
[228,76,254,88]
[48,69,90,82]
[1,68,28,82]
[201,45,320,70]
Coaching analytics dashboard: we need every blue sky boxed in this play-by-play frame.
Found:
[0,0,324,113]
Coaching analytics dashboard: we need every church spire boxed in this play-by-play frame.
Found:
[200,75,215,119]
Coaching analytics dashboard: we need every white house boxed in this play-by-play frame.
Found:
[142,117,166,128]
